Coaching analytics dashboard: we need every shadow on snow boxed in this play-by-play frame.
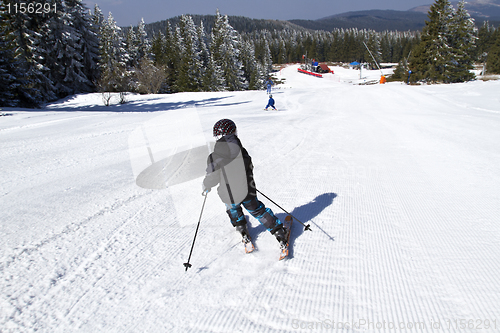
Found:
[249,192,338,259]
[32,94,252,112]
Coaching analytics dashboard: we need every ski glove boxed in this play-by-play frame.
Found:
[202,183,211,195]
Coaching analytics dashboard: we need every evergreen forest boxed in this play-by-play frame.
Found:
[1,0,500,108]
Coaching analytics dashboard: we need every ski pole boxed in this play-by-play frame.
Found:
[256,189,312,231]
[183,191,209,271]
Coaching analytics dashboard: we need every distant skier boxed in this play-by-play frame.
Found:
[265,95,277,111]
[266,77,274,94]
[202,119,288,249]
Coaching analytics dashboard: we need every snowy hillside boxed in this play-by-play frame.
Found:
[1,65,500,332]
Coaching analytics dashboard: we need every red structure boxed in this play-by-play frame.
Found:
[318,64,332,73]
[297,68,323,78]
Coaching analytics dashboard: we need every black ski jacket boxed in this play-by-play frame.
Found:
[203,134,256,204]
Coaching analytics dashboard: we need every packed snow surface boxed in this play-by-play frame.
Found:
[1,65,500,332]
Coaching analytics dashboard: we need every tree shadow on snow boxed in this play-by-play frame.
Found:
[42,95,251,112]
[248,192,337,259]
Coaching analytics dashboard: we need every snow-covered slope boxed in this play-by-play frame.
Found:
[1,65,500,332]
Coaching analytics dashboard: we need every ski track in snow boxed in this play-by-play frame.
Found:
[1,65,500,332]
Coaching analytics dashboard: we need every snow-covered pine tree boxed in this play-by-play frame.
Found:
[90,4,104,84]
[151,31,167,65]
[170,25,185,92]
[391,59,409,81]
[239,40,263,90]
[210,10,227,90]
[64,0,99,93]
[364,32,382,70]
[277,38,287,64]
[0,3,19,106]
[149,31,170,92]
[210,10,246,91]
[176,15,203,92]
[2,0,98,106]
[208,53,225,92]
[263,37,273,77]
[379,33,390,63]
[477,21,495,59]
[447,0,476,82]
[136,18,151,60]
[40,0,82,97]
[91,4,104,36]
[197,21,209,72]
[98,12,130,92]
[197,20,222,91]
[239,40,255,89]
[409,0,468,83]
[125,26,139,68]
[162,22,182,92]
[341,29,355,62]
[126,18,151,70]
[240,23,420,68]
[101,12,129,71]
[412,0,453,82]
[3,0,50,107]
[486,28,500,74]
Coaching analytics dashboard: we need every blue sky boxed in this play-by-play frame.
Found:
[82,0,434,26]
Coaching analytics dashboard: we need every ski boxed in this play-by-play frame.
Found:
[279,215,293,260]
[243,234,255,253]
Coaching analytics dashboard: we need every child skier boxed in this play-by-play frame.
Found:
[202,119,288,249]
[266,78,273,94]
[265,95,276,110]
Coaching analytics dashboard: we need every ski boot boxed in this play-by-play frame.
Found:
[274,225,289,250]
[236,224,254,253]
[236,224,250,242]
[275,221,292,260]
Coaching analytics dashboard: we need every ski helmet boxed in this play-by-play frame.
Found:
[213,119,237,137]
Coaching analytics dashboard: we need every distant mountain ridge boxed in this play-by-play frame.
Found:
[142,1,500,37]
[143,14,308,38]
[410,0,500,19]
[290,10,428,32]
[290,0,500,32]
